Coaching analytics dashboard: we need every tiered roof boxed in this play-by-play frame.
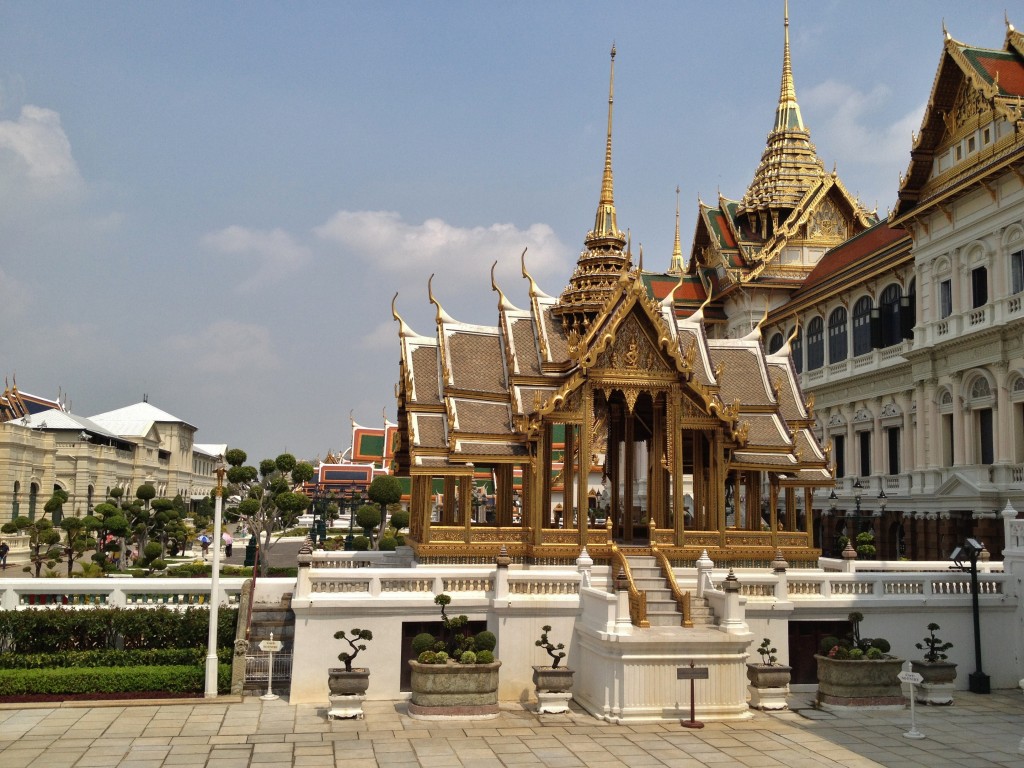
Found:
[892,21,1024,220]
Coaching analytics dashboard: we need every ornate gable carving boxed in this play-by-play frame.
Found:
[595,313,671,373]
[807,196,849,242]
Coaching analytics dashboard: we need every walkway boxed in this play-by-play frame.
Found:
[0,690,1021,768]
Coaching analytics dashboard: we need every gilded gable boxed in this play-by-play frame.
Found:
[807,196,849,242]
[594,313,671,374]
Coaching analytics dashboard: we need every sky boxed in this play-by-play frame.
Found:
[0,1,1014,462]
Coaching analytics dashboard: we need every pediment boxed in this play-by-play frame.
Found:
[935,473,980,498]
[593,311,673,375]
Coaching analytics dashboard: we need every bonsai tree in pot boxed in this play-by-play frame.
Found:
[815,612,905,709]
[407,594,501,720]
[328,627,373,695]
[532,625,574,713]
[745,637,791,711]
[912,623,956,705]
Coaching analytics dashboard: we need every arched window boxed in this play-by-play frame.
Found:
[807,317,824,370]
[12,480,20,518]
[880,284,902,347]
[768,332,784,354]
[790,327,803,374]
[853,296,873,356]
[28,482,39,521]
[828,307,848,362]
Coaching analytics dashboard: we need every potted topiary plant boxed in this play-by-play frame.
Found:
[815,612,905,708]
[745,637,792,710]
[407,594,501,720]
[532,625,574,713]
[327,627,372,719]
[911,622,956,705]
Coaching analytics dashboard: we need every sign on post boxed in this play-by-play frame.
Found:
[259,633,283,701]
[677,661,709,729]
[899,661,925,739]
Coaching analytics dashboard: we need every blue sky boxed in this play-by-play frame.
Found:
[0,1,1012,462]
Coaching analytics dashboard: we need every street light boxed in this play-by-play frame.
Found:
[951,537,989,694]
[345,488,361,551]
[204,457,226,698]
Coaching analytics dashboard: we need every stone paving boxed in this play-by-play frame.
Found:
[0,689,1021,768]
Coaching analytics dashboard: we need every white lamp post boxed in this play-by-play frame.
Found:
[204,457,226,698]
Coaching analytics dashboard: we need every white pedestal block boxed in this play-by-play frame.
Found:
[328,693,366,719]
[537,691,572,714]
[747,685,789,711]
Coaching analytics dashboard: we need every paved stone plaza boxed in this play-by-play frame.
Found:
[0,690,1021,768]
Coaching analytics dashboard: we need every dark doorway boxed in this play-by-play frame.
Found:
[788,620,850,684]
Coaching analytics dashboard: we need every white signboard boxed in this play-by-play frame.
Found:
[259,639,283,652]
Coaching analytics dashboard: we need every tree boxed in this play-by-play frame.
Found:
[58,515,100,577]
[1,516,61,577]
[368,475,403,535]
[90,502,131,571]
[226,449,314,576]
[355,505,381,544]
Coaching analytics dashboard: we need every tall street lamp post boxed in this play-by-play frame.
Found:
[951,538,990,694]
[204,457,226,698]
[345,488,360,551]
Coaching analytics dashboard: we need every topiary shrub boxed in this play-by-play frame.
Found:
[352,535,370,551]
[411,633,436,656]
[475,650,494,664]
[458,651,477,664]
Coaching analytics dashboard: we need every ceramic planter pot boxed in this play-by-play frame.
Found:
[532,665,575,693]
[745,663,792,689]
[328,668,370,696]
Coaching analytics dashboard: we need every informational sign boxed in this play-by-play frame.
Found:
[259,639,283,653]
[677,666,709,680]
[898,671,923,685]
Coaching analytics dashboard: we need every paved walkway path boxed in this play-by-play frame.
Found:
[0,689,1021,768]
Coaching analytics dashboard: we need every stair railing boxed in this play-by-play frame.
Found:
[650,538,692,628]
[610,545,649,628]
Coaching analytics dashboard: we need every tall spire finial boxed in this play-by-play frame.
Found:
[669,185,684,273]
[589,43,622,244]
[775,0,804,132]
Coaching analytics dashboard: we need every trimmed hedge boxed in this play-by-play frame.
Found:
[0,664,231,695]
[0,607,237,654]
[0,648,231,670]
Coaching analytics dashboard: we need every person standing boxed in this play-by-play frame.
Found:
[0,539,9,570]
[222,532,233,558]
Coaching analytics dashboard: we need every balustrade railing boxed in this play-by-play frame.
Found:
[0,577,247,611]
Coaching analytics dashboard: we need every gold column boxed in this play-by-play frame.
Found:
[564,423,575,530]
[542,423,553,528]
[460,475,472,543]
[608,402,621,539]
[443,476,457,526]
[578,388,591,547]
[624,406,635,543]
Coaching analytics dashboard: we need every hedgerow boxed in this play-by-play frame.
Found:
[0,665,230,695]
[0,607,237,654]
[0,647,231,669]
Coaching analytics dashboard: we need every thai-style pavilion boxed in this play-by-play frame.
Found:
[392,19,838,568]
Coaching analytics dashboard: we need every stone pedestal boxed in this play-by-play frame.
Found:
[537,690,573,714]
[327,693,365,719]
[747,685,788,711]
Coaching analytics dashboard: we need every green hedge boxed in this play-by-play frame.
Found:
[0,664,230,695]
[0,607,237,654]
[0,647,232,669]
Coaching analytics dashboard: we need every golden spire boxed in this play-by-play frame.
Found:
[553,44,629,329]
[587,44,624,247]
[737,0,824,226]
[775,0,805,132]
[669,185,684,273]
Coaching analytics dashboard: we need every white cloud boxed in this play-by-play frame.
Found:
[164,320,280,375]
[314,210,572,290]
[0,105,82,196]
[804,80,924,168]
[201,225,311,292]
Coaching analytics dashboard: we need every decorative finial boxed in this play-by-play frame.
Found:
[490,260,516,311]
[943,18,950,40]
[1007,11,1015,33]
[427,274,456,325]
[774,0,804,132]
[391,292,417,338]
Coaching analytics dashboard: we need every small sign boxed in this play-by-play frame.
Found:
[898,671,923,685]
[677,666,709,680]
[259,640,283,652]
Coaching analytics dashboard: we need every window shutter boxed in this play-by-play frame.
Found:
[870,308,882,349]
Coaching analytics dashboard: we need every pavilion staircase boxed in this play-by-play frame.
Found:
[625,555,715,629]
[243,592,295,695]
